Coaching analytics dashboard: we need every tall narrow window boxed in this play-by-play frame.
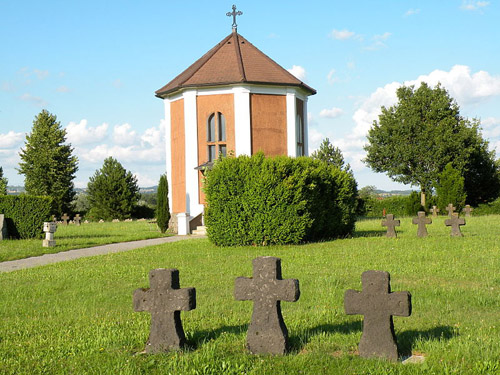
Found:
[207,112,227,162]
[296,114,304,156]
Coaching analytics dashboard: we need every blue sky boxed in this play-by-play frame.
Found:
[1,1,500,190]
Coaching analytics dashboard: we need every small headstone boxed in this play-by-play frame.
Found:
[125,218,133,222]
[52,215,57,222]
[73,214,81,226]
[381,214,400,238]
[463,205,473,217]
[134,269,196,353]
[0,214,8,240]
[99,219,104,223]
[430,206,439,217]
[61,213,70,225]
[42,222,57,247]
[138,218,146,222]
[445,213,465,237]
[344,270,412,361]
[445,203,456,218]
[112,219,120,223]
[412,211,432,237]
[84,220,89,224]
[235,256,300,355]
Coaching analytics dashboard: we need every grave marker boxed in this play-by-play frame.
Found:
[133,269,196,353]
[344,270,412,361]
[445,213,466,237]
[61,213,70,225]
[0,214,7,240]
[42,222,57,247]
[463,205,473,217]
[382,214,400,238]
[235,256,300,355]
[73,214,81,226]
[412,211,432,237]
[445,204,456,218]
[430,206,439,217]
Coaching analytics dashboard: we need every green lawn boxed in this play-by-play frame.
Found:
[0,220,170,262]
[0,216,499,374]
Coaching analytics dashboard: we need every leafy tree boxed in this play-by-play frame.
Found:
[435,163,466,212]
[0,167,8,195]
[156,174,170,233]
[405,191,424,216]
[87,157,140,220]
[364,82,498,206]
[18,110,78,214]
[311,138,351,172]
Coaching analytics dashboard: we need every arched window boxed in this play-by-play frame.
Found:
[296,114,304,156]
[207,112,227,162]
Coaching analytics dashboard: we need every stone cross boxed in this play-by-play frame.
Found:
[381,214,400,238]
[42,222,57,247]
[463,205,473,217]
[412,211,432,237]
[0,214,7,240]
[430,206,440,217]
[445,203,456,218]
[73,214,81,226]
[344,270,412,361]
[234,256,300,355]
[133,269,196,353]
[226,4,243,29]
[61,213,70,225]
[445,213,466,237]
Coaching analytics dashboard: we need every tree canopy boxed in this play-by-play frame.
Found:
[364,82,500,205]
[18,110,78,214]
[156,174,170,233]
[0,167,8,195]
[311,138,351,173]
[87,157,140,220]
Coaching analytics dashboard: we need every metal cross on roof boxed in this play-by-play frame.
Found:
[226,5,243,30]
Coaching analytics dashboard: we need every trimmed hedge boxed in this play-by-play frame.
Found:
[0,195,52,239]
[474,198,500,215]
[204,153,358,246]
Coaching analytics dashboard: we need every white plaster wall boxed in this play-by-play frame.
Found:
[163,99,173,212]
[233,87,252,156]
[286,91,297,157]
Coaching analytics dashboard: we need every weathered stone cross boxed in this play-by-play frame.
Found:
[134,269,196,353]
[430,206,440,217]
[446,203,456,218]
[235,256,300,355]
[445,213,466,237]
[73,214,81,226]
[463,204,473,217]
[412,211,432,237]
[226,4,243,29]
[42,222,57,247]
[344,270,411,361]
[61,213,70,225]
[382,214,400,238]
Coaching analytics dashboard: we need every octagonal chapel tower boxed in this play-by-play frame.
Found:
[156,17,316,235]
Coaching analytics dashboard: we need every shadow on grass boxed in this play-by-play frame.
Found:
[352,230,386,238]
[187,324,248,349]
[289,320,363,352]
[397,325,457,357]
[60,234,114,240]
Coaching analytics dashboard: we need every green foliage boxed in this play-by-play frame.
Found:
[311,138,351,172]
[156,174,170,233]
[474,197,500,215]
[435,163,467,212]
[0,167,8,195]
[0,195,52,239]
[87,157,140,221]
[72,192,90,216]
[204,153,358,246]
[355,185,377,216]
[405,191,424,216]
[364,82,499,205]
[364,196,409,217]
[18,110,78,215]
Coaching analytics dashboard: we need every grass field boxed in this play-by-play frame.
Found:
[0,220,170,262]
[0,216,499,374]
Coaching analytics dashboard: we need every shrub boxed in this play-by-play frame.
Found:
[436,163,467,213]
[364,196,408,217]
[204,153,358,246]
[0,195,52,239]
[156,174,170,233]
[406,191,424,216]
[474,198,500,215]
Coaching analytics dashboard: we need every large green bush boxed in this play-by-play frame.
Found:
[364,196,408,217]
[0,195,52,239]
[204,153,358,246]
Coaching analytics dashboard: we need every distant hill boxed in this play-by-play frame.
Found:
[6,185,158,195]
[374,189,414,197]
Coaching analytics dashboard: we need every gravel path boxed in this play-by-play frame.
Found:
[0,235,206,273]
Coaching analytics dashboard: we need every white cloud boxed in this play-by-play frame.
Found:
[329,29,358,40]
[460,1,490,11]
[33,69,49,80]
[56,85,71,93]
[404,8,420,16]
[0,131,24,149]
[19,93,48,107]
[113,123,137,146]
[481,117,500,139]
[65,119,109,146]
[320,107,344,118]
[287,65,307,81]
[364,32,392,51]
[327,69,338,85]
[133,172,159,187]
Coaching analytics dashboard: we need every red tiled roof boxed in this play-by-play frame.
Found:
[155,31,316,97]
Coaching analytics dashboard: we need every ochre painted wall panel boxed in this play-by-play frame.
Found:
[250,94,287,156]
[170,99,186,213]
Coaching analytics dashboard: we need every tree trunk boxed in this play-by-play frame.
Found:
[420,188,426,208]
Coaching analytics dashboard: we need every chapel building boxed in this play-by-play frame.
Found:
[156,14,316,235]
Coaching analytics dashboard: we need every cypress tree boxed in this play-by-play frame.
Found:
[156,174,170,233]
[0,167,8,195]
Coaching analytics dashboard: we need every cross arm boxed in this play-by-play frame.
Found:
[171,288,196,311]
[387,291,412,317]
[133,288,150,312]
[234,277,254,301]
[344,289,364,315]
[277,279,300,302]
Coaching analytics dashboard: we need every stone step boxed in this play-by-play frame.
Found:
[191,226,206,236]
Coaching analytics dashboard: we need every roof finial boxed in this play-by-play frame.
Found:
[226,5,242,32]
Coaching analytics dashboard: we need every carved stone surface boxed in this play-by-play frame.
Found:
[42,222,57,247]
[430,206,440,217]
[445,213,465,237]
[412,211,432,237]
[61,213,70,225]
[134,269,196,353]
[445,204,456,218]
[235,256,300,355]
[0,214,7,240]
[73,214,81,226]
[344,270,412,361]
[382,214,400,238]
[463,205,473,217]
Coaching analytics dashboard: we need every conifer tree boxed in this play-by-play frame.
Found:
[311,138,351,172]
[435,163,467,212]
[18,110,78,214]
[0,167,8,195]
[156,174,170,233]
